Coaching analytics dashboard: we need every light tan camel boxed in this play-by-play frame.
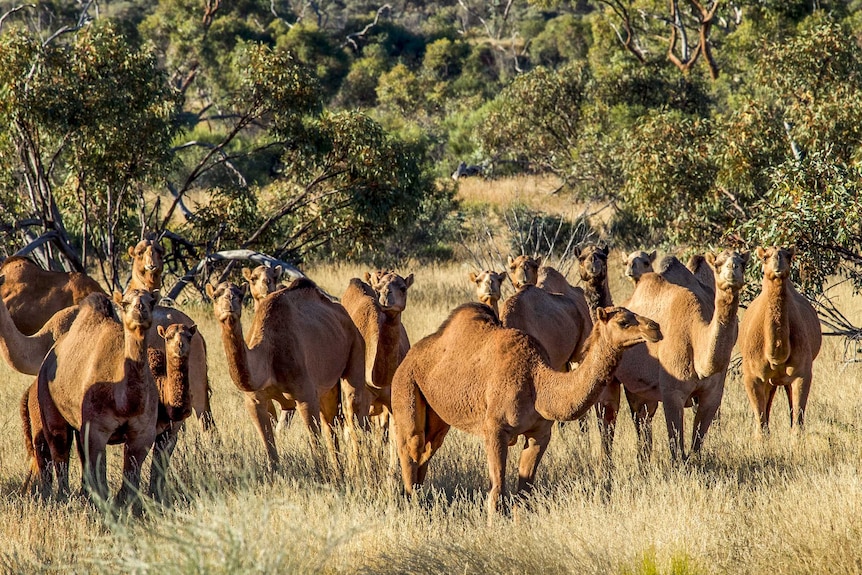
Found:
[243,265,283,312]
[126,239,214,430]
[147,323,196,497]
[38,289,159,506]
[739,247,821,432]
[392,303,661,517]
[207,278,367,465]
[624,250,656,283]
[0,256,104,335]
[127,239,165,292]
[615,250,750,461]
[469,270,506,315]
[507,255,541,289]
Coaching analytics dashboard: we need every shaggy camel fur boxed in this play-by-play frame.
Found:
[739,247,821,432]
[21,322,195,497]
[127,239,165,292]
[624,250,656,283]
[0,256,104,335]
[392,303,661,517]
[38,290,159,505]
[243,265,283,312]
[507,255,541,289]
[615,250,750,461]
[469,270,506,316]
[207,278,367,465]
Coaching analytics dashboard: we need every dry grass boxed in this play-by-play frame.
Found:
[1,259,862,574]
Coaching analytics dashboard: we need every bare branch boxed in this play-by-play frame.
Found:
[343,5,391,51]
[0,4,35,32]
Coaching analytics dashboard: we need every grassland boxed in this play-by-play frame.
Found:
[1,178,861,573]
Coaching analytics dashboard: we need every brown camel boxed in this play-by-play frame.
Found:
[615,250,750,461]
[624,250,656,283]
[21,322,195,498]
[469,270,506,316]
[576,245,612,321]
[207,278,367,465]
[392,303,661,517]
[243,265,283,312]
[739,247,821,432]
[0,256,104,335]
[686,254,717,298]
[38,289,159,506]
[507,255,541,289]
[127,238,165,292]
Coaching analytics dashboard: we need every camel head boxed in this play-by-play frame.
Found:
[366,271,414,314]
[507,255,541,289]
[242,265,283,302]
[624,250,656,283]
[129,239,165,289]
[156,323,196,421]
[705,249,750,292]
[576,244,609,283]
[756,246,794,281]
[114,289,157,332]
[469,270,506,306]
[207,281,247,325]
[595,306,662,348]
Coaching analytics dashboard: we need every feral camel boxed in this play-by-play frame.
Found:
[38,290,159,506]
[22,322,195,498]
[739,247,821,432]
[576,245,612,321]
[469,270,506,316]
[243,265,284,312]
[207,278,367,466]
[0,256,104,335]
[507,255,541,289]
[624,250,656,283]
[127,239,214,431]
[392,303,661,518]
[615,250,750,461]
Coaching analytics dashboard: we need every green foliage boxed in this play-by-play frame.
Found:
[275,23,350,100]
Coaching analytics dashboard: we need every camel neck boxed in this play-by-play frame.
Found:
[478,295,499,316]
[130,271,160,292]
[534,331,620,422]
[161,352,190,417]
[0,299,53,375]
[220,316,257,392]
[122,327,151,409]
[695,286,740,378]
[584,277,613,319]
[763,277,791,366]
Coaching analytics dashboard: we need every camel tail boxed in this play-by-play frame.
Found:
[19,388,36,494]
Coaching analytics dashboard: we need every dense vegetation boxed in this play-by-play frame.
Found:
[1,0,861,294]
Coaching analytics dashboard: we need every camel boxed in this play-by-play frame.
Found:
[624,250,656,283]
[614,250,750,461]
[127,238,165,292]
[576,245,612,321]
[37,289,159,506]
[21,322,195,498]
[507,255,541,289]
[243,265,283,312]
[686,254,717,298]
[739,247,821,432]
[0,256,105,335]
[392,303,661,518]
[207,278,367,465]
[469,270,506,316]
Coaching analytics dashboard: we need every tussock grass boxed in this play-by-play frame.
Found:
[1,259,861,574]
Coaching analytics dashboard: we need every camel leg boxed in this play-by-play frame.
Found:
[743,374,774,433]
[789,373,812,429]
[274,396,296,433]
[483,425,510,518]
[595,380,621,465]
[690,383,724,456]
[81,427,110,503]
[294,394,326,470]
[244,393,279,467]
[44,426,73,499]
[189,333,215,431]
[661,388,687,463]
[417,407,450,485]
[117,429,155,513]
[149,423,181,501]
[516,427,551,498]
[394,380,426,495]
[319,385,341,460]
[625,388,657,467]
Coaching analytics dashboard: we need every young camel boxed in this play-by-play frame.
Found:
[624,250,656,283]
[469,270,506,316]
[38,289,159,506]
[739,247,821,432]
[615,250,750,461]
[0,256,105,335]
[392,303,661,518]
[207,278,367,466]
[127,239,214,431]
[21,322,195,498]
[243,265,284,312]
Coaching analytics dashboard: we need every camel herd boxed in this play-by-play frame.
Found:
[0,240,822,518]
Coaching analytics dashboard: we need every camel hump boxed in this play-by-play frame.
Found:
[79,292,119,321]
[347,277,376,298]
[0,255,39,271]
[285,277,319,292]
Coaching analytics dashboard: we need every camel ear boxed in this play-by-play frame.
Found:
[535,256,542,266]
[363,271,372,284]
[787,246,796,259]
[205,284,215,299]
[494,272,506,281]
[469,272,478,283]
[596,307,610,323]
[649,250,657,262]
[188,324,197,336]
[242,268,252,281]
[756,246,766,260]
[704,252,717,270]
[404,273,414,289]
[240,283,249,297]
[507,255,515,269]
[113,290,124,305]
[740,251,751,266]
[157,325,167,339]
[273,265,283,279]
[128,246,136,258]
